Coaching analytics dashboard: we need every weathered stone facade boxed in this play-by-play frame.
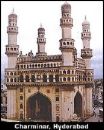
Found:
[5,2,94,121]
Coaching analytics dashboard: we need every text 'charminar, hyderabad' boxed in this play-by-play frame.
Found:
[5,1,94,122]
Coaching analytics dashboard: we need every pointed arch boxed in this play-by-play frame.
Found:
[27,92,52,121]
[74,92,82,117]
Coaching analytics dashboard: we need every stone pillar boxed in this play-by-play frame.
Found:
[47,73,49,82]
[61,90,65,122]
[53,74,55,82]
[7,89,16,119]
[61,90,72,121]
[52,98,56,122]
[85,87,93,117]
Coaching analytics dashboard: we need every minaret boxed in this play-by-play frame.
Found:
[5,9,19,68]
[36,24,47,57]
[59,2,75,66]
[81,16,92,69]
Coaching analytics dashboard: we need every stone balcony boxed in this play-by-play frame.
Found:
[81,49,92,58]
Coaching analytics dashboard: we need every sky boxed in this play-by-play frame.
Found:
[1,1,103,80]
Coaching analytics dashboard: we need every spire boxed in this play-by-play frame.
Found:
[12,8,14,14]
[85,15,86,20]
[40,23,42,28]
[82,15,89,25]
[65,1,68,4]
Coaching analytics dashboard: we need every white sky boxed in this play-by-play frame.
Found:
[1,1,103,79]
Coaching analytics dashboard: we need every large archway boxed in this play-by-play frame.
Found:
[27,92,52,121]
[74,92,82,117]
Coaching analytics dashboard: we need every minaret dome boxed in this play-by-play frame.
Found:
[82,16,90,25]
[61,1,71,13]
[38,24,45,35]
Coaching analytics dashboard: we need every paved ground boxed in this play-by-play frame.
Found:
[84,107,103,122]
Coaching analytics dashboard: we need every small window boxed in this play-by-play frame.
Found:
[55,75,59,82]
[7,78,9,82]
[24,65,26,68]
[56,97,59,101]
[67,42,69,45]
[25,75,29,82]
[21,65,23,69]
[51,63,53,67]
[20,96,23,100]
[56,106,59,111]
[38,64,40,67]
[49,75,53,82]
[6,97,7,104]
[55,88,59,92]
[63,77,66,81]
[14,78,16,82]
[63,42,66,45]
[32,64,34,68]
[56,116,60,122]
[54,63,56,67]
[47,89,50,93]
[20,88,23,92]
[63,70,66,74]
[20,104,23,109]
[20,113,23,120]
[43,74,47,82]
[47,64,49,67]
[68,77,70,81]
[72,77,74,81]
[10,72,13,75]
[35,64,37,67]
[10,78,13,82]
[20,75,24,82]
[67,70,70,74]
[31,75,35,82]
[44,64,46,67]
[41,64,43,67]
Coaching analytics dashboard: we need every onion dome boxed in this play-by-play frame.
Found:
[38,24,45,34]
[61,1,71,13]
[82,16,90,25]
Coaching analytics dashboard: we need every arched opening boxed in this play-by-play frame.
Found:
[31,75,35,82]
[55,75,59,82]
[49,75,53,82]
[27,92,52,121]
[25,75,29,82]
[74,92,82,117]
[43,74,47,82]
[20,75,24,82]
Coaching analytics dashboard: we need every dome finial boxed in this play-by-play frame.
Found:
[65,1,67,4]
[85,15,86,20]
[82,15,90,25]
[12,8,14,14]
[40,23,42,28]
